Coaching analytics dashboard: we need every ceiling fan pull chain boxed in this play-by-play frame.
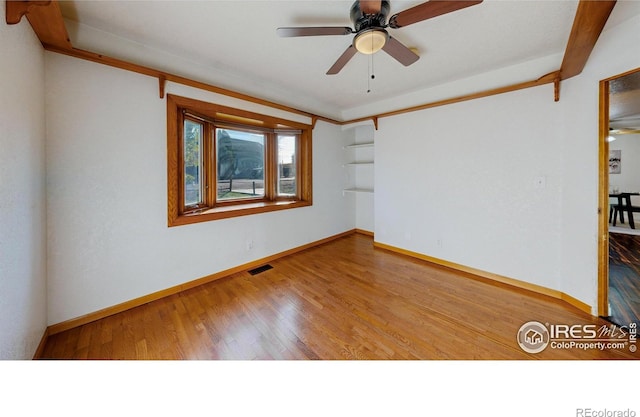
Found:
[367,50,376,93]
[367,53,372,93]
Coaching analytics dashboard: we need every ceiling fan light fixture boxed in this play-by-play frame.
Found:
[353,28,388,54]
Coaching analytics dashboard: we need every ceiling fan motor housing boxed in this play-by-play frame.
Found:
[350,0,391,32]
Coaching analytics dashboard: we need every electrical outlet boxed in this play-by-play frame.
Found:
[246,239,254,251]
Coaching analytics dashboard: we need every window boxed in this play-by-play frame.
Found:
[277,134,297,196]
[215,127,266,202]
[167,94,312,226]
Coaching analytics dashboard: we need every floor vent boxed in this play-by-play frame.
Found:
[248,264,273,276]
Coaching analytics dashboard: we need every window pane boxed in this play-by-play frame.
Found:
[216,128,265,200]
[277,135,297,196]
[184,120,203,207]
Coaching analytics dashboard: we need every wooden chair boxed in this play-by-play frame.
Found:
[612,194,640,229]
[611,204,623,225]
[609,196,623,225]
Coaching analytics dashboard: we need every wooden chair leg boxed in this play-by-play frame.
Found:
[613,207,619,226]
[609,206,614,224]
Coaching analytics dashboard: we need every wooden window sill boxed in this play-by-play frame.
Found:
[169,199,311,226]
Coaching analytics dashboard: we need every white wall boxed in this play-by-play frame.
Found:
[373,10,640,313]
[375,85,563,291]
[0,3,48,359]
[609,133,640,195]
[45,53,353,325]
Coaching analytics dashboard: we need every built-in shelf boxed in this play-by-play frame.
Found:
[344,132,374,196]
[345,142,374,149]
[343,126,375,231]
[343,188,374,194]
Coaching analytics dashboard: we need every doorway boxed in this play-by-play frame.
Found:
[598,67,640,327]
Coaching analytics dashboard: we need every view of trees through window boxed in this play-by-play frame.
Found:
[183,124,299,208]
[184,119,202,206]
[216,128,266,200]
[277,134,296,196]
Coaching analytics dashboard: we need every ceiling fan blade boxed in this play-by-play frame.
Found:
[359,0,382,15]
[388,0,483,29]
[326,45,358,75]
[277,27,353,37]
[382,36,419,66]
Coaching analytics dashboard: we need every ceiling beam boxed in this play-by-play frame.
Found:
[7,0,621,124]
[7,0,336,123]
[6,0,50,24]
[6,0,71,49]
[560,0,617,80]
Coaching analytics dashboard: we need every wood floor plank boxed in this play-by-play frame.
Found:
[40,234,639,360]
[608,233,640,327]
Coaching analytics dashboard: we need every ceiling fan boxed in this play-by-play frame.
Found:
[277,0,483,75]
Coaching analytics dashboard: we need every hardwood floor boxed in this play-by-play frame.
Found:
[608,232,640,327]
[40,233,639,359]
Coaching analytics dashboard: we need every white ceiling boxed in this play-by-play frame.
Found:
[610,70,640,133]
[57,0,640,121]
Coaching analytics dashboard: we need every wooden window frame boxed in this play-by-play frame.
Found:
[167,94,312,227]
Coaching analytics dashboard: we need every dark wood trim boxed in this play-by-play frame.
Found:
[20,0,617,128]
[6,0,50,25]
[338,71,561,128]
[45,229,358,335]
[6,0,71,49]
[355,228,374,237]
[45,45,338,125]
[601,66,640,83]
[169,94,312,130]
[560,0,617,80]
[560,293,592,316]
[299,129,313,204]
[347,0,616,120]
[597,66,640,317]
[166,95,180,227]
[48,44,564,127]
[172,200,313,226]
[167,94,313,227]
[598,78,610,317]
[158,75,166,99]
[374,241,592,314]
[32,326,50,359]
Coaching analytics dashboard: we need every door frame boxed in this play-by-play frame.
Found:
[597,67,640,317]
[597,77,610,317]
